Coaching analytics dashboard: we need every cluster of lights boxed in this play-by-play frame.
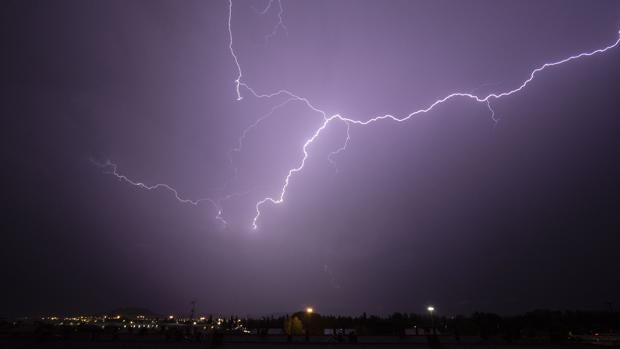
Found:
[37,313,249,333]
[40,315,103,325]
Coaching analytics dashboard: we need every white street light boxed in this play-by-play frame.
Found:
[427,306,435,336]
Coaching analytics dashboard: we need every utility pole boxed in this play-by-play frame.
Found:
[189,300,196,322]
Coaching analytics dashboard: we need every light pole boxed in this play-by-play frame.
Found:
[427,306,435,336]
[305,307,313,342]
[288,314,293,342]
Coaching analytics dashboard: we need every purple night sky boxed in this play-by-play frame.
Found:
[2,0,620,317]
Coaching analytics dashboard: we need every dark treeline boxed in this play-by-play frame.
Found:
[244,310,620,338]
[3,309,620,346]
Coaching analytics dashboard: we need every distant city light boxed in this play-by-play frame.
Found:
[306,307,314,314]
[427,306,435,312]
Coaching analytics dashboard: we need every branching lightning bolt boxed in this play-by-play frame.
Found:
[91,159,229,226]
[228,1,326,114]
[327,121,351,174]
[235,0,620,229]
[256,0,288,44]
[228,0,244,101]
[96,0,620,231]
[486,100,497,124]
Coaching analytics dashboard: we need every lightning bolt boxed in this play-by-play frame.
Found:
[234,0,620,229]
[486,100,497,124]
[91,0,281,228]
[327,121,351,174]
[228,0,244,101]
[97,0,620,231]
[91,159,229,226]
[256,0,288,44]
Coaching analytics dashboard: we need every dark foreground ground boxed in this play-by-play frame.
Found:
[0,335,612,349]
[0,342,607,349]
